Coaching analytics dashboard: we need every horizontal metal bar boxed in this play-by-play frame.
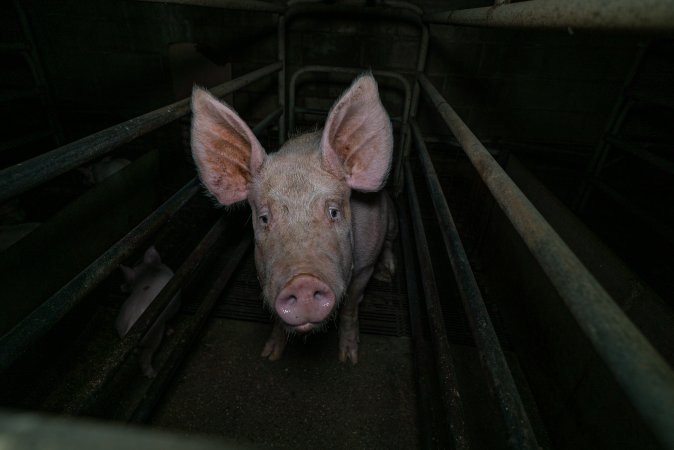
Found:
[0,179,200,373]
[411,121,538,449]
[404,162,468,450]
[136,0,284,12]
[605,135,674,176]
[63,214,229,415]
[0,62,282,204]
[129,233,252,422]
[418,73,674,449]
[424,0,674,31]
[0,409,239,450]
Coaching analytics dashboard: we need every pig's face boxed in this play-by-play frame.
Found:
[249,139,354,332]
[191,74,392,333]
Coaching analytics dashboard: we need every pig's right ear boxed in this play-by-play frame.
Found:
[191,86,266,205]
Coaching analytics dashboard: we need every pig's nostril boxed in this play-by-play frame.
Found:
[313,291,322,301]
[288,295,297,304]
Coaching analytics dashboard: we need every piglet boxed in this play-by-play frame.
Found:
[115,246,181,378]
[191,73,397,364]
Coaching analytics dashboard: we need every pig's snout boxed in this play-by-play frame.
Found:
[275,275,335,331]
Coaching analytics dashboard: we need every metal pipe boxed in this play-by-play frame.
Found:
[136,0,285,12]
[398,198,443,449]
[423,0,674,31]
[254,108,283,135]
[129,233,252,423]
[404,162,468,450]
[418,73,674,449]
[0,62,282,204]
[395,22,429,195]
[288,65,411,136]
[278,15,286,145]
[0,179,200,373]
[411,121,539,449]
[63,214,229,415]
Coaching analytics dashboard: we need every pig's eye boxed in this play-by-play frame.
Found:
[328,206,340,221]
[258,213,269,226]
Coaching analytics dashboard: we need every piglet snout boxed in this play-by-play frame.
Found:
[275,275,335,329]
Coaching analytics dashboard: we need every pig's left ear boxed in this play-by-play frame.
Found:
[320,74,393,192]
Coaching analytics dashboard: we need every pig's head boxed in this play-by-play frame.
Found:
[191,74,393,333]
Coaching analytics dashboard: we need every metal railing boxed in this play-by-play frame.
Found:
[416,72,674,449]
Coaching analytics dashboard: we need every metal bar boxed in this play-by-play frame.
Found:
[395,22,429,195]
[136,0,285,12]
[278,15,286,145]
[0,179,200,373]
[0,62,282,204]
[404,162,468,450]
[411,121,539,449]
[397,197,442,449]
[254,108,283,135]
[63,214,229,415]
[0,409,240,450]
[605,135,674,176]
[418,73,674,449]
[288,65,411,135]
[423,0,674,31]
[129,233,252,423]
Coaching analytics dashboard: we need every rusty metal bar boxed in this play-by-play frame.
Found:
[0,62,282,204]
[0,179,200,373]
[405,162,468,450]
[411,121,539,449]
[423,0,674,31]
[63,214,229,415]
[129,233,252,423]
[418,73,674,449]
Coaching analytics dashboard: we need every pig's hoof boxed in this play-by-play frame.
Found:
[338,316,360,365]
[373,249,395,283]
[261,325,287,361]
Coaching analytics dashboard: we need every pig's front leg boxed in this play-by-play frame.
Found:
[261,321,288,361]
[339,266,374,365]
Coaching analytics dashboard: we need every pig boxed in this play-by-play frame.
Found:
[190,73,397,364]
[115,246,181,378]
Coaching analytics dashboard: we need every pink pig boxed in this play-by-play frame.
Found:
[115,246,181,378]
[191,74,396,364]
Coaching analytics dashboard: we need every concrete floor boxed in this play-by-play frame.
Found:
[150,318,419,449]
